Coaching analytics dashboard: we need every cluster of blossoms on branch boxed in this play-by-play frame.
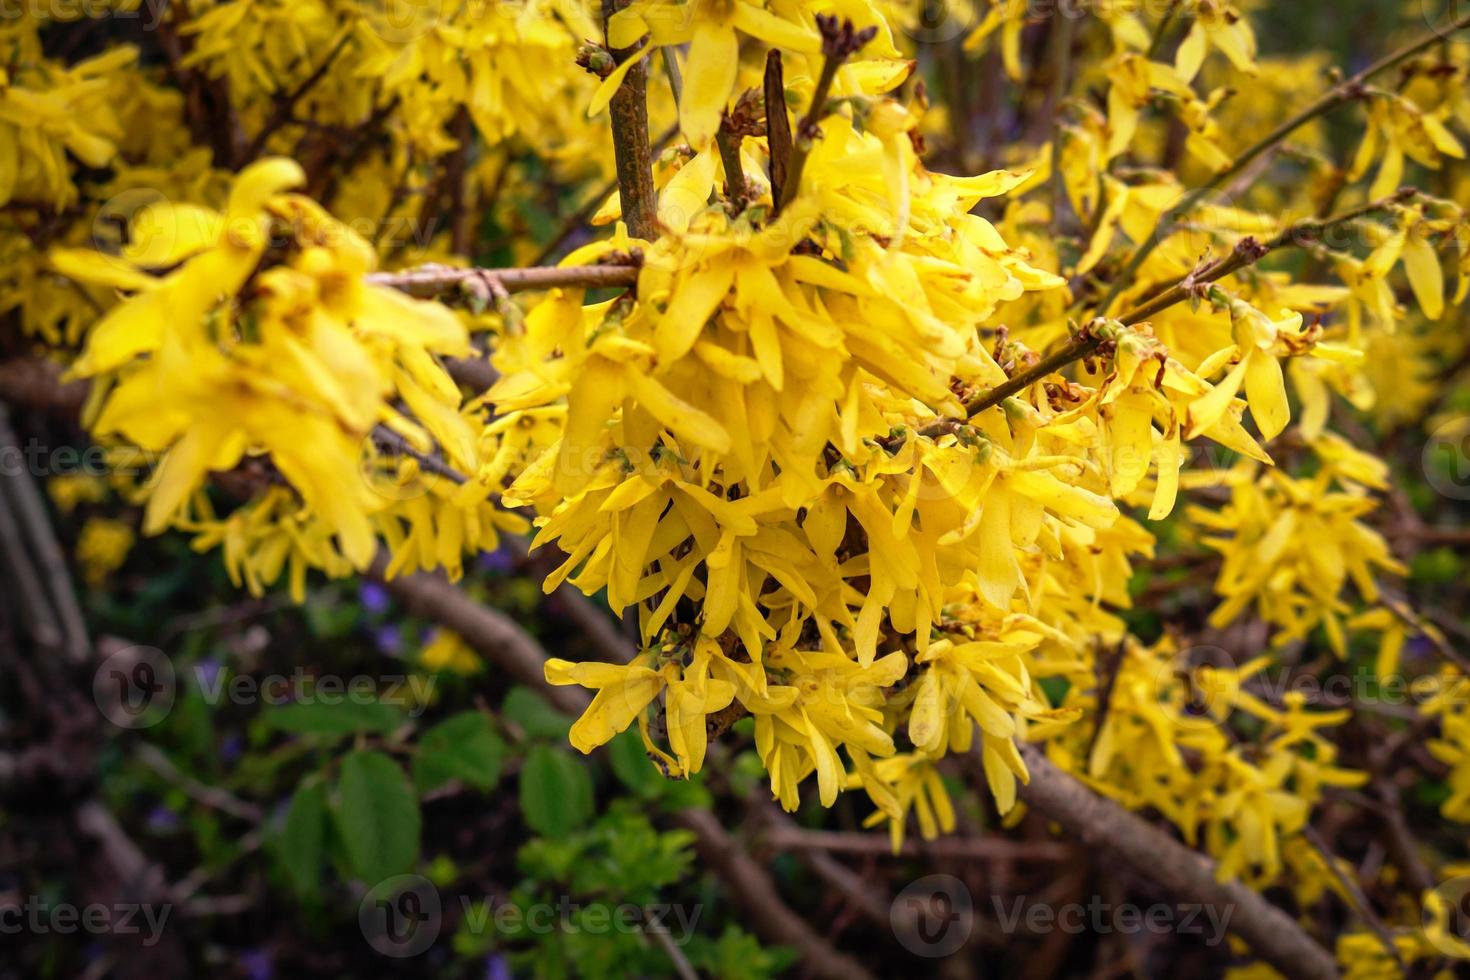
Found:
[9,1,1470,974]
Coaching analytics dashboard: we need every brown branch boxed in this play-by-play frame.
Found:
[368,552,591,715]
[374,564,879,979]
[763,51,793,206]
[134,743,264,824]
[674,807,879,980]
[369,426,470,484]
[243,29,352,161]
[365,262,639,297]
[1047,6,1075,228]
[443,356,499,394]
[532,124,678,266]
[959,191,1415,419]
[0,471,65,654]
[1120,188,1416,326]
[761,824,1072,862]
[500,536,637,666]
[1301,824,1403,969]
[0,357,88,418]
[0,406,89,661]
[715,125,749,206]
[1096,11,1470,315]
[601,0,657,239]
[773,17,875,217]
[1009,743,1338,980]
[446,107,477,258]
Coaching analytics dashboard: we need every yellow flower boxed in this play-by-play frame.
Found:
[76,517,135,587]
[420,630,483,675]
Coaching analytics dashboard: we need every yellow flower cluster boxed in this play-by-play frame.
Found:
[55,159,525,598]
[1034,637,1367,883]
[495,3,1449,835]
[23,0,1470,920]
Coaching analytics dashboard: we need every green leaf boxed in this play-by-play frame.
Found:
[519,745,594,837]
[278,781,327,895]
[413,712,505,792]
[333,750,420,882]
[266,700,403,738]
[501,686,572,740]
[607,730,661,799]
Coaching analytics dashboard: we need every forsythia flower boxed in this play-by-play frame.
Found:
[75,516,135,587]
[52,159,525,596]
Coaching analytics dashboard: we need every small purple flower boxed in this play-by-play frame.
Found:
[373,624,403,655]
[359,582,391,616]
[484,954,512,980]
[238,948,273,980]
[146,805,180,833]
[194,658,223,692]
[220,734,244,763]
[477,546,516,575]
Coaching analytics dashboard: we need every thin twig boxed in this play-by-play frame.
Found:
[370,426,470,485]
[1144,0,1181,61]
[961,191,1416,418]
[244,29,352,161]
[134,743,264,823]
[0,406,89,661]
[645,925,699,980]
[0,473,64,653]
[1096,12,1470,315]
[773,17,875,216]
[1301,824,1404,969]
[762,824,1071,861]
[675,807,878,980]
[369,552,590,715]
[366,262,639,297]
[1118,188,1415,326]
[532,125,678,266]
[1048,6,1076,228]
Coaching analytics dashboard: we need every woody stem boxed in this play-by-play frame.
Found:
[601,0,657,239]
[960,192,1415,418]
[1095,11,1470,316]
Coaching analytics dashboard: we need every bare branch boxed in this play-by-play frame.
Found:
[601,0,657,239]
[366,262,638,297]
[1008,743,1338,980]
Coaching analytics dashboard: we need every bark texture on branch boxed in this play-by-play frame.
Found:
[601,0,657,240]
[368,554,591,716]
[1013,743,1338,980]
[675,806,879,980]
[365,262,638,297]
